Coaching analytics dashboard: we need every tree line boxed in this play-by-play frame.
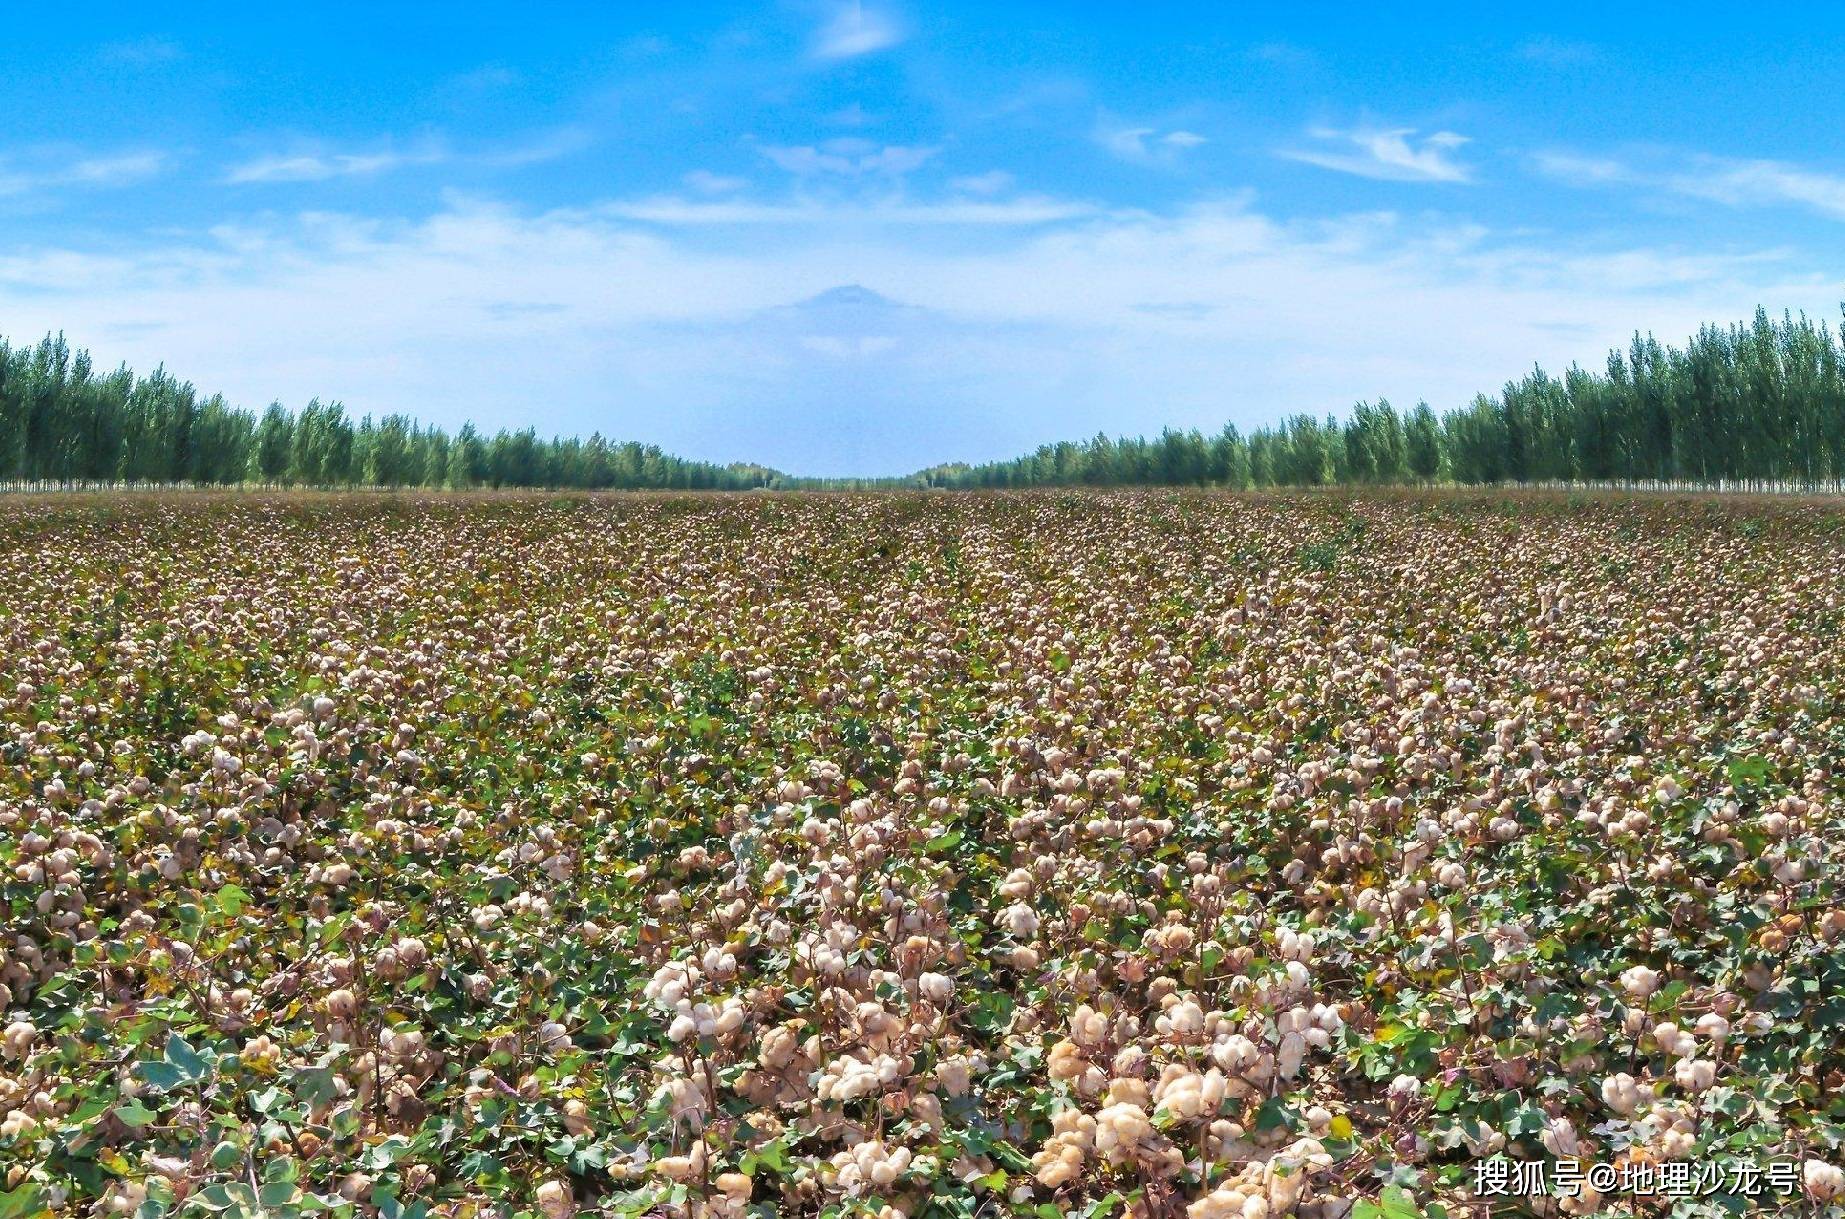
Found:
[3,306,1844,491]
[922,307,1845,491]
[0,335,781,491]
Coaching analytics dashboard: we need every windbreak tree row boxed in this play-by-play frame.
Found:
[3,306,1845,490]
[925,307,1845,491]
[0,336,780,491]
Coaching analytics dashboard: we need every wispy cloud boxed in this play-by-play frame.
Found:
[683,170,749,194]
[1282,126,1472,183]
[225,145,445,184]
[950,171,1014,195]
[0,149,170,197]
[1096,120,1209,165]
[1535,147,1845,221]
[603,195,1094,226]
[812,3,903,59]
[1530,151,1632,186]
[757,139,937,176]
[1671,158,1845,221]
[223,131,574,184]
[479,127,592,169]
[4,195,1827,475]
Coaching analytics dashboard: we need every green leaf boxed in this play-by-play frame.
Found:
[215,883,250,917]
[1081,1192,1126,1219]
[164,1034,213,1085]
[137,1060,185,1093]
[115,1099,158,1128]
[0,1184,47,1219]
[923,829,963,854]
[258,1183,301,1209]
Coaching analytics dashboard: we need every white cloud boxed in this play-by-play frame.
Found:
[1,192,1830,476]
[950,171,1014,195]
[1097,119,1209,165]
[1283,126,1472,183]
[604,195,1094,225]
[812,3,903,59]
[225,146,445,184]
[1535,147,1845,222]
[1530,151,1632,186]
[222,132,572,184]
[1670,158,1845,220]
[0,149,170,197]
[683,170,749,194]
[757,139,938,176]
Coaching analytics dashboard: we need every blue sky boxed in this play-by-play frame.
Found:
[4,3,1844,475]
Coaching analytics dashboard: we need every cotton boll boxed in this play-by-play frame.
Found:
[1804,1160,1845,1202]
[1600,1072,1642,1115]
[1,1020,34,1061]
[534,1179,573,1219]
[918,972,953,1005]
[1651,1021,1694,1056]
[1001,903,1040,938]
[1672,1057,1715,1093]
[1619,965,1661,1000]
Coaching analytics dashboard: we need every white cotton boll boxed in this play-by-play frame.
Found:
[713,1001,745,1037]
[1619,965,1661,999]
[1160,999,1205,1038]
[1212,1034,1261,1075]
[1804,1160,1845,1202]
[1672,1057,1715,1093]
[760,1025,797,1070]
[535,1179,573,1219]
[1001,903,1040,938]
[919,972,953,1005]
[1694,1012,1730,1043]
[1600,1072,1642,1115]
[2,1019,36,1061]
[1651,1021,1695,1056]
[667,1014,697,1042]
[1541,1117,1579,1158]
[1095,1102,1152,1163]
[1276,1032,1306,1079]
[1070,1004,1109,1048]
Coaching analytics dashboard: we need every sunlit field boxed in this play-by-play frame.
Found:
[3,490,1843,1218]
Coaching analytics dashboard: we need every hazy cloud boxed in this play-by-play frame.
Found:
[1282,126,1472,182]
[1536,147,1845,222]
[812,3,903,59]
[225,146,445,184]
[1097,120,1210,165]
[757,139,937,176]
[0,149,170,197]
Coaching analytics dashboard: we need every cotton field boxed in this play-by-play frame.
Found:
[1,490,1843,1219]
